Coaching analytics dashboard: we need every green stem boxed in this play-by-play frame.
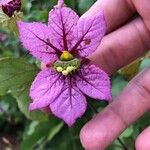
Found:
[69,128,77,150]
[87,100,129,150]
[87,99,98,114]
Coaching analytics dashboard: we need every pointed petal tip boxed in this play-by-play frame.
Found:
[66,121,75,128]
[50,108,76,127]
[106,94,113,101]
[28,103,36,112]
[57,0,64,7]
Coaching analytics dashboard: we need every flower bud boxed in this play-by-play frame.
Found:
[1,0,21,17]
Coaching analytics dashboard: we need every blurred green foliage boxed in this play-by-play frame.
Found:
[0,0,150,150]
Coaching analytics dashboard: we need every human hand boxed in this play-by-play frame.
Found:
[80,0,150,149]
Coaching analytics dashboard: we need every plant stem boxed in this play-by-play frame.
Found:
[87,100,128,150]
[87,100,98,114]
[69,128,77,150]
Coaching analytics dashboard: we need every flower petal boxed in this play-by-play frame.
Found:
[18,22,60,63]
[50,78,87,127]
[75,64,112,100]
[29,68,64,111]
[48,4,79,51]
[71,11,106,57]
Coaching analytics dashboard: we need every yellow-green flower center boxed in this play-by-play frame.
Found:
[60,51,74,61]
[54,51,80,76]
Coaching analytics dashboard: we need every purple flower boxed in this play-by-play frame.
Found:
[1,0,21,17]
[17,0,112,126]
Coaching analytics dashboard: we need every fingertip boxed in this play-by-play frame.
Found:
[135,126,150,150]
[80,122,107,150]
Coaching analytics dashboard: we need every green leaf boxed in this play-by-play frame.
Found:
[0,57,38,95]
[0,8,23,34]
[140,58,150,71]
[65,0,76,11]
[0,57,48,121]
[120,59,141,80]
[8,11,23,34]
[0,8,10,23]
[120,126,134,138]
[112,74,128,98]
[48,119,89,150]
[21,118,63,150]
[49,126,83,150]
[47,122,64,141]
[78,0,94,14]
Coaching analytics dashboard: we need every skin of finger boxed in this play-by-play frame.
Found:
[136,126,150,150]
[132,0,150,31]
[89,17,150,75]
[80,68,150,150]
[82,0,135,33]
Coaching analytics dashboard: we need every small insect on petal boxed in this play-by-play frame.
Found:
[84,39,91,45]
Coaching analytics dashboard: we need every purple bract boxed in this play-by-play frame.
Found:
[1,0,21,17]
[17,0,112,126]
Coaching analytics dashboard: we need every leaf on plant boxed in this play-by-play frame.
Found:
[78,0,94,15]
[21,118,63,150]
[0,8,23,34]
[120,58,141,80]
[0,7,10,24]
[7,11,23,34]
[140,58,150,71]
[47,122,64,141]
[0,57,48,121]
[120,126,134,138]
[112,74,128,98]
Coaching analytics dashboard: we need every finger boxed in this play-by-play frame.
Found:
[136,126,150,150]
[80,68,150,150]
[84,0,150,33]
[83,0,136,33]
[89,17,150,75]
[132,0,150,31]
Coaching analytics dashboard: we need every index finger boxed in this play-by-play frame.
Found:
[83,0,136,33]
[80,68,150,150]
